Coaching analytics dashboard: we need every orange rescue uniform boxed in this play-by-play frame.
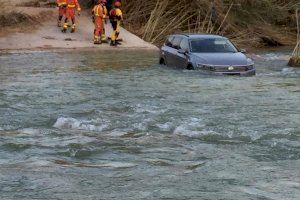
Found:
[66,0,81,21]
[92,4,104,43]
[63,0,81,32]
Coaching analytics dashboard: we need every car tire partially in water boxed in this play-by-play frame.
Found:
[159,58,166,65]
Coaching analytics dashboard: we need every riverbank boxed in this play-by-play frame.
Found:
[0,0,297,54]
[0,1,158,52]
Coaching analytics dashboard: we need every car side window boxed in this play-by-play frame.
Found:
[165,36,174,47]
[172,37,183,49]
[179,38,189,52]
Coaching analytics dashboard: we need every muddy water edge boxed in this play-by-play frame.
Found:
[0,49,300,199]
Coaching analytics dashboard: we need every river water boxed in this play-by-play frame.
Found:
[0,50,299,199]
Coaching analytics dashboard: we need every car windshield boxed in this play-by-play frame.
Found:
[190,38,238,53]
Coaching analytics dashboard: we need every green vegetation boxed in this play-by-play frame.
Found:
[122,0,299,47]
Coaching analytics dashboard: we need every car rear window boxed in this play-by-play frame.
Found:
[165,36,174,47]
[172,37,183,49]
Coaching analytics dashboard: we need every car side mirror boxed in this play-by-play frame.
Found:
[240,49,247,53]
[178,49,187,55]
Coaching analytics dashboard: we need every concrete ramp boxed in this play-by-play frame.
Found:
[0,7,158,51]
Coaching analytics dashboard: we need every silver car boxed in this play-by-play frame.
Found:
[159,34,256,76]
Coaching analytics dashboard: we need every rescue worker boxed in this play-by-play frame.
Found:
[109,1,123,46]
[62,0,81,33]
[57,0,67,27]
[92,0,104,44]
[100,0,108,43]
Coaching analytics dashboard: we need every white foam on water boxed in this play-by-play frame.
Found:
[53,117,108,132]
[132,117,155,132]
[238,187,282,200]
[281,67,300,75]
[237,178,300,200]
[19,128,40,136]
[263,53,290,61]
[174,119,295,141]
[156,122,173,131]
[278,181,300,188]
[134,104,166,114]
[1,125,15,131]
[48,135,97,147]
[240,127,295,141]
[173,118,207,137]
[27,160,53,167]
[99,162,137,168]
[106,130,128,137]
[133,122,148,131]
[72,162,137,169]
[248,53,264,61]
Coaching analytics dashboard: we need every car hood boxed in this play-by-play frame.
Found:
[191,52,249,66]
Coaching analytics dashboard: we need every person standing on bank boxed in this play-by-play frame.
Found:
[109,1,123,46]
[62,0,81,33]
[92,0,105,44]
[57,0,67,27]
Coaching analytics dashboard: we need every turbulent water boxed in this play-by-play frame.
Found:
[0,50,299,199]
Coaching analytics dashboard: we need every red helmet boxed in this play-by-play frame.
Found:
[114,1,121,8]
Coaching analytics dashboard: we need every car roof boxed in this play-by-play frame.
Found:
[170,33,226,39]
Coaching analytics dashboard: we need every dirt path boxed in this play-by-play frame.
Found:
[0,7,158,52]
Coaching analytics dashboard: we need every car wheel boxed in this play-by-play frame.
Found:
[159,57,166,65]
[187,64,194,70]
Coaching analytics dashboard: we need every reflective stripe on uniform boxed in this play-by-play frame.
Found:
[57,0,67,6]
[93,5,102,17]
[66,0,80,9]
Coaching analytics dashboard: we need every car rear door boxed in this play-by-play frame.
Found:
[169,36,183,68]
[162,36,175,66]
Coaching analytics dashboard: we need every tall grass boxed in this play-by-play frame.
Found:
[0,2,34,27]
[122,0,298,47]
[289,8,300,67]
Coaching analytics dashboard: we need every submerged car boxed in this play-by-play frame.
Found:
[159,34,255,76]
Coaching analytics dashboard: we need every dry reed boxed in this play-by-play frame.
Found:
[0,1,34,27]
[289,8,300,67]
[122,0,298,47]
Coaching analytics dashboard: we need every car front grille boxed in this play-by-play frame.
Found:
[214,65,248,72]
[198,64,250,72]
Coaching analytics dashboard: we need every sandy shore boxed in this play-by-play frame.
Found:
[0,5,158,53]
